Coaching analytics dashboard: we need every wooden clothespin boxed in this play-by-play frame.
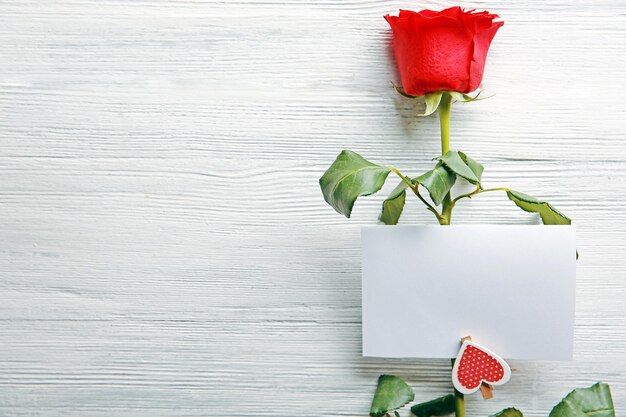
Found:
[480,382,494,399]
[452,335,510,400]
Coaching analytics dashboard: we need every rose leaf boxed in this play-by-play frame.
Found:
[370,375,415,417]
[458,151,484,182]
[548,382,614,417]
[506,190,571,225]
[415,165,456,206]
[379,181,408,225]
[489,408,524,417]
[319,150,391,218]
[439,151,480,185]
[410,394,455,417]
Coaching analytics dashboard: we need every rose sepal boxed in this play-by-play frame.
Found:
[393,87,485,116]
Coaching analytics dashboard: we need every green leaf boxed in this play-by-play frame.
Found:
[439,151,480,184]
[379,181,408,225]
[420,92,443,116]
[489,408,524,417]
[410,394,455,417]
[370,375,415,417]
[458,151,484,182]
[506,190,571,225]
[319,150,391,218]
[415,165,456,206]
[549,382,614,417]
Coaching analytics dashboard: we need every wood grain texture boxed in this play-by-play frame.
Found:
[1,1,625,416]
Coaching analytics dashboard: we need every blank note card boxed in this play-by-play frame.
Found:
[362,225,576,360]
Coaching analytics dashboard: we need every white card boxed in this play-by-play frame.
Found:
[361,225,576,360]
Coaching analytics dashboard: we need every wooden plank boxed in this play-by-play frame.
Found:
[0,1,625,416]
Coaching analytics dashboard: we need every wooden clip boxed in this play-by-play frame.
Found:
[479,382,494,399]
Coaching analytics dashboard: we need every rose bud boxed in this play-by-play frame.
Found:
[385,7,504,97]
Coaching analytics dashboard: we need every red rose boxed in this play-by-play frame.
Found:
[385,7,503,96]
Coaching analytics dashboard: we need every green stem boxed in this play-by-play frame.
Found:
[439,93,451,155]
[479,187,510,193]
[451,358,465,417]
[390,167,443,221]
[438,92,453,225]
[390,167,415,190]
[454,389,465,417]
[452,186,510,204]
[416,184,444,220]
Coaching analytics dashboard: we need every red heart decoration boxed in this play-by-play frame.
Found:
[452,341,511,394]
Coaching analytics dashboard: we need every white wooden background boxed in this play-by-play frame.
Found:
[1,1,625,416]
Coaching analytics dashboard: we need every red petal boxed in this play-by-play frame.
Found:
[398,9,420,18]
[468,21,504,92]
[390,13,474,95]
[384,14,398,27]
